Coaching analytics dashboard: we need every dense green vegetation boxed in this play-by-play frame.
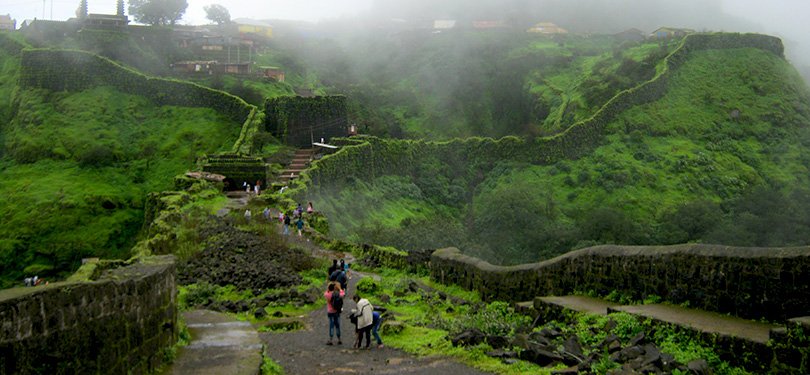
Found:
[283,31,676,139]
[305,45,810,265]
[0,57,240,286]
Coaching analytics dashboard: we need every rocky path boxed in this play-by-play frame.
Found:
[168,310,264,375]
[179,191,487,374]
[260,270,490,374]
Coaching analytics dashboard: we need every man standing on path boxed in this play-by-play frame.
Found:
[351,294,374,349]
[329,267,348,291]
[283,212,291,236]
[324,283,344,346]
[327,259,339,280]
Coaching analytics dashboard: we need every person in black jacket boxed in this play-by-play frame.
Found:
[327,259,339,281]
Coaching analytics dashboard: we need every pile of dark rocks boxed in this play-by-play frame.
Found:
[178,221,316,293]
[451,324,711,374]
[201,285,322,317]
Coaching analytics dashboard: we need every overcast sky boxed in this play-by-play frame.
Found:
[2,0,809,65]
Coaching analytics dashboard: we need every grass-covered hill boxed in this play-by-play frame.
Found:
[284,30,679,139]
[296,33,810,265]
[0,36,247,287]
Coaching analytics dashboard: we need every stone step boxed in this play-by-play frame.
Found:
[535,295,618,316]
[610,304,780,345]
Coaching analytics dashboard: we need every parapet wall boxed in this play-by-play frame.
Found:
[431,245,810,322]
[0,256,177,375]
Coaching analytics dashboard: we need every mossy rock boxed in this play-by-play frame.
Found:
[381,320,405,335]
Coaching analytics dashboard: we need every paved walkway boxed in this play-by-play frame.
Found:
[613,304,779,344]
[536,295,618,315]
[168,310,263,375]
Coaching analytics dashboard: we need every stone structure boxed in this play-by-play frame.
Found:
[265,96,349,148]
[431,244,810,322]
[201,153,267,191]
[0,256,177,374]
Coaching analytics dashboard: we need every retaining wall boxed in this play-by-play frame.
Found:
[431,244,810,322]
[0,256,177,375]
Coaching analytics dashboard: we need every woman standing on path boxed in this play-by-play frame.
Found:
[351,294,374,349]
[324,283,344,345]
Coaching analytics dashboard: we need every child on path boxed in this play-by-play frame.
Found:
[324,283,344,345]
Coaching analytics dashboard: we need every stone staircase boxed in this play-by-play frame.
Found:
[278,148,315,183]
[515,295,808,372]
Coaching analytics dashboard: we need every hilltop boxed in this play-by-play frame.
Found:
[295,33,810,265]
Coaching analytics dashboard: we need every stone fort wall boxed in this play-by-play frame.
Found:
[431,244,810,322]
[0,256,177,375]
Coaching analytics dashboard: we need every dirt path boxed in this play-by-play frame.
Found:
[192,191,488,373]
[260,270,490,374]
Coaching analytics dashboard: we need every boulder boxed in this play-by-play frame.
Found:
[528,331,552,346]
[486,349,517,359]
[552,366,579,375]
[519,343,564,366]
[511,333,531,350]
[687,359,710,375]
[485,335,511,349]
[451,328,486,347]
[628,332,647,346]
[254,308,267,319]
[382,320,405,335]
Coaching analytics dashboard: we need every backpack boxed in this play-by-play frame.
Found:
[330,291,343,313]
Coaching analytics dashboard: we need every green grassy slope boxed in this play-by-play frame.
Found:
[304,46,810,265]
[292,31,675,139]
[0,59,241,286]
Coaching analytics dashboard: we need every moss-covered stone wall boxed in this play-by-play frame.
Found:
[265,96,348,148]
[431,245,810,322]
[0,256,177,375]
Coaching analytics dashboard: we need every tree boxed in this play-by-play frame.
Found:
[76,0,88,19]
[204,4,231,25]
[129,0,188,26]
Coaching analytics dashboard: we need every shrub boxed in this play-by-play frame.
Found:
[356,276,380,295]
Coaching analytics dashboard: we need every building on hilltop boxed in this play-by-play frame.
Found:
[433,20,456,30]
[614,28,646,42]
[472,20,509,30]
[259,66,285,82]
[0,14,15,30]
[82,13,129,29]
[650,27,694,40]
[171,60,251,75]
[527,22,568,35]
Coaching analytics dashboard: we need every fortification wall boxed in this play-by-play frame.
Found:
[0,256,177,375]
[431,245,810,322]
[19,49,252,125]
[295,33,785,192]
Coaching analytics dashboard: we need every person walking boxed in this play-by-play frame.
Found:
[244,209,252,222]
[371,310,383,348]
[327,259,340,281]
[283,212,291,236]
[351,294,374,349]
[307,201,314,214]
[324,283,344,345]
[295,216,304,237]
[329,266,348,291]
